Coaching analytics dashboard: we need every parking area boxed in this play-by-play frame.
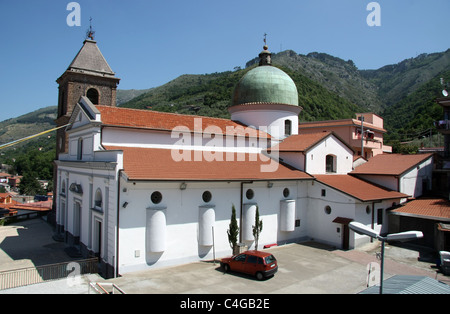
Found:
[1,218,449,294]
[108,242,370,294]
[107,241,448,294]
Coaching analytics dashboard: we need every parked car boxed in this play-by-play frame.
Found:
[220,250,278,280]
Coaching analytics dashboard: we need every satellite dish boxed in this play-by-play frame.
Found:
[443,89,449,97]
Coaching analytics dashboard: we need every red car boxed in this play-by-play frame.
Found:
[220,250,278,280]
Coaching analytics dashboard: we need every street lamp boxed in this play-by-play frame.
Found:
[349,221,423,294]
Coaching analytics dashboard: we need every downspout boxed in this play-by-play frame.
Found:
[361,114,364,158]
[303,152,307,172]
[371,202,375,243]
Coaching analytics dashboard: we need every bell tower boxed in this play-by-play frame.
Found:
[55,34,120,155]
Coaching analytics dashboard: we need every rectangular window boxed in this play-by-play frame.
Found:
[377,208,383,225]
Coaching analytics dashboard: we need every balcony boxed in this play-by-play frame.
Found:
[435,120,450,134]
[351,133,382,150]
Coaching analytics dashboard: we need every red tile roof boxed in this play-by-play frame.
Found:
[391,198,450,220]
[270,131,354,153]
[269,132,332,152]
[0,198,20,210]
[314,175,408,202]
[96,106,270,138]
[299,118,387,133]
[106,146,312,181]
[10,200,53,212]
[351,153,433,176]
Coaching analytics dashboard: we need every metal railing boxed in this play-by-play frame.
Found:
[435,120,450,130]
[0,258,98,290]
[89,282,126,294]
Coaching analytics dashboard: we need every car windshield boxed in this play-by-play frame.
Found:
[264,255,276,264]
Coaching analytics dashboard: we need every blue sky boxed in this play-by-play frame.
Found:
[0,0,449,121]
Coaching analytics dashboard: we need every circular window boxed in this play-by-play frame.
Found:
[246,189,254,200]
[151,191,163,204]
[283,188,290,198]
[202,191,212,203]
[324,206,332,215]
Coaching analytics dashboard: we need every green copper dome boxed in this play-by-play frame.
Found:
[232,63,299,107]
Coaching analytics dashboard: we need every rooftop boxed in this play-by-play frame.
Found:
[97,106,270,138]
[299,118,387,133]
[269,132,332,152]
[105,146,312,181]
[269,131,353,153]
[360,275,450,294]
[62,39,117,78]
[314,174,408,202]
[351,153,433,176]
[391,198,450,221]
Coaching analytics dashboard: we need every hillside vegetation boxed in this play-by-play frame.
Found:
[120,48,450,147]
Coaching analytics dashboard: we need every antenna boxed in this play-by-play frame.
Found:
[86,17,95,40]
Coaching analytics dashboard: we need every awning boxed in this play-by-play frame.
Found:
[333,217,353,225]
[438,223,450,232]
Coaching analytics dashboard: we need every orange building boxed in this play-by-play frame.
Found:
[299,113,392,159]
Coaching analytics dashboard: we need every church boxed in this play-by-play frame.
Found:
[53,38,412,278]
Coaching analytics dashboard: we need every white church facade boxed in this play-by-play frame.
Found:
[54,41,408,278]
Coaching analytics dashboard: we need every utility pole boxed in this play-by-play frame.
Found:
[361,114,364,158]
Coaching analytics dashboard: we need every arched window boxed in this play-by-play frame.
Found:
[77,138,83,160]
[284,120,292,136]
[326,155,336,173]
[87,88,99,105]
[61,179,66,194]
[94,188,102,209]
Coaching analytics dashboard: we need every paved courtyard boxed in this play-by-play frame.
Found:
[1,218,449,294]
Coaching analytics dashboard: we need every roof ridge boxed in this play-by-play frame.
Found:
[97,105,237,123]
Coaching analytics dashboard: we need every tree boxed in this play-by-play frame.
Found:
[252,205,263,250]
[227,204,239,254]
[19,172,44,196]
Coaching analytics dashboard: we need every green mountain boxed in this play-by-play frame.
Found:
[383,69,450,142]
[116,88,154,106]
[120,63,364,121]
[0,106,57,178]
[0,106,57,141]
[361,50,450,107]
[120,48,450,147]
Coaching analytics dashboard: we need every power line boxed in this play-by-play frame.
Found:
[0,124,71,150]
